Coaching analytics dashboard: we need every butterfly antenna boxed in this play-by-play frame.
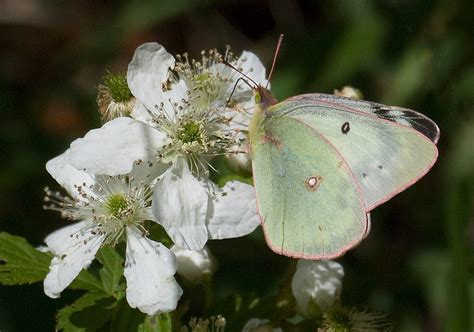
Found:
[226,77,254,107]
[222,59,260,107]
[222,59,259,87]
[266,33,284,88]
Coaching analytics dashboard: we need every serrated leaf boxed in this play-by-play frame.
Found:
[56,292,117,332]
[138,313,173,332]
[69,269,104,293]
[96,246,124,295]
[0,232,52,285]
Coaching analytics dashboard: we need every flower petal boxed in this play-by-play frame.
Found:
[236,51,268,86]
[46,149,95,199]
[124,227,182,315]
[44,221,104,298]
[162,79,189,119]
[219,106,254,133]
[152,159,209,250]
[129,158,169,187]
[127,42,175,113]
[69,117,169,176]
[225,149,252,175]
[225,50,268,108]
[206,181,259,240]
[291,260,344,314]
[130,101,154,124]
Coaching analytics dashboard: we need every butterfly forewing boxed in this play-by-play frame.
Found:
[251,116,368,259]
[271,98,439,211]
[287,94,440,144]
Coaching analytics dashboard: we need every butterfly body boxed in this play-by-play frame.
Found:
[248,87,439,259]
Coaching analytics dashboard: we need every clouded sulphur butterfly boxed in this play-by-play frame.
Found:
[238,36,440,259]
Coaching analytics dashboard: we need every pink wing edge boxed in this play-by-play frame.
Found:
[282,93,440,212]
[250,119,370,260]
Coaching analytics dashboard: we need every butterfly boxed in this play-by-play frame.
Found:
[247,85,439,259]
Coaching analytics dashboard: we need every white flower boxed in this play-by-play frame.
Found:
[68,42,265,251]
[42,149,182,315]
[171,245,217,284]
[291,260,344,316]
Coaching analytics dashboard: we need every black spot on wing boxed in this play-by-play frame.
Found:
[341,122,350,134]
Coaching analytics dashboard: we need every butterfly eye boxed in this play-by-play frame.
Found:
[305,175,322,192]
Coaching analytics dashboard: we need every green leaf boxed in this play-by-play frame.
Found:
[96,246,124,295]
[69,269,104,293]
[110,298,146,332]
[0,232,104,293]
[0,232,51,285]
[56,292,117,332]
[138,313,173,332]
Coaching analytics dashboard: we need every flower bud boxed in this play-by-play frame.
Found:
[97,72,135,122]
[171,245,218,284]
[333,86,363,99]
[225,151,252,175]
[291,260,344,316]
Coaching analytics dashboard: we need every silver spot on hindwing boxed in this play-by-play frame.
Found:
[305,175,323,192]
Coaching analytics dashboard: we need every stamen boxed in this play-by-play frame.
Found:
[43,171,154,247]
[148,46,254,177]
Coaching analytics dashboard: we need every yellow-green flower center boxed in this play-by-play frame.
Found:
[179,120,203,144]
[103,73,133,102]
[105,193,131,219]
[193,72,211,85]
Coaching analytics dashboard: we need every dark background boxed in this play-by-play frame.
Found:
[0,0,472,331]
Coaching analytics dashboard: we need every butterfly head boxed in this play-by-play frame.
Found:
[255,85,278,111]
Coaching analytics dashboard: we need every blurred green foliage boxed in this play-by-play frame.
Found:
[0,0,472,330]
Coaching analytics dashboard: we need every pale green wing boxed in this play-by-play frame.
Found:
[251,116,368,259]
[271,98,439,211]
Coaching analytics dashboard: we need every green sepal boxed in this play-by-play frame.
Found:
[138,313,173,332]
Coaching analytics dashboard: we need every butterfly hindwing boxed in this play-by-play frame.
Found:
[270,97,439,211]
[251,115,368,259]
